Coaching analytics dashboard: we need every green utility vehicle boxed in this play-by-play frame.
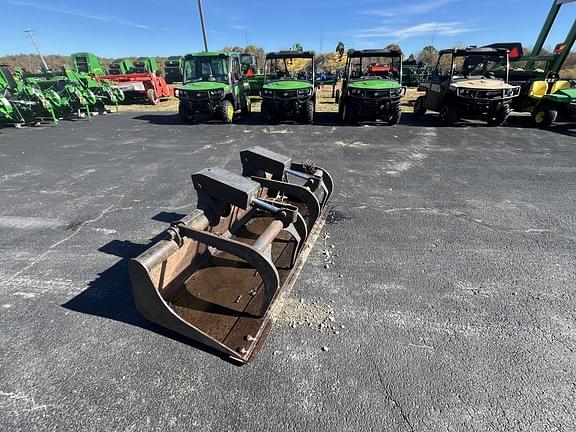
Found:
[261,50,316,124]
[337,49,405,125]
[0,65,56,125]
[109,58,134,75]
[164,56,183,83]
[414,47,521,126]
[531,80,576,127]
[175,51,251,124]
[132,57,159,75]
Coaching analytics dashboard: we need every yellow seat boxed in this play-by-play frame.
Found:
[550,80,571,94]
[528,81,548,99]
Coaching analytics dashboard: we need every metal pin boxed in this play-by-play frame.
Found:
[235,295,242,303]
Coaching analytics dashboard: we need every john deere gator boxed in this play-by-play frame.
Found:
[261,51,316,124]
[175,51,251,124]
[338,48,405,125]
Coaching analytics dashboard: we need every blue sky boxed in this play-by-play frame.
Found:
[0,0,574,58]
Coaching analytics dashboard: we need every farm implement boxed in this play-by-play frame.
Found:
[23,69,96,119]
[69,52,125,112]
[129,146,333,364]
[164,56,183,83]
[0,65,57,126]
[98,57,170,104]
[108,58,134,75]
[98,72,170,105]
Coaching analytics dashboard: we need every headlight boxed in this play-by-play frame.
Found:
[174,89,180,97]
[209,89,223,96]
[262,89,273,96]
[457,88,473,97]
[348,89,362,96]
[297,88,311,96]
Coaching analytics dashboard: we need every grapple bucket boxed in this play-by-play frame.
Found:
[129,150,333,364]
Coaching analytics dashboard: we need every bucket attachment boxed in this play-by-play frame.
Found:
[129,152,333,364]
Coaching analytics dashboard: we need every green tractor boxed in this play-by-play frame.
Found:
[0,65,57,126]
[165,56,183,83]
[337,49,405,125]
[175,51,251,124]
[260,50,316,124]
[108,58,134,75]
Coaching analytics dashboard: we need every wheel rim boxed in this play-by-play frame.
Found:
[534,111,545,123]
[227,105,234,121]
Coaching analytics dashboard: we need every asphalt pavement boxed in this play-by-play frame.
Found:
[0,111,575,431]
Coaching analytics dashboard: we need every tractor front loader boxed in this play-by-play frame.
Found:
[129,147,333,364]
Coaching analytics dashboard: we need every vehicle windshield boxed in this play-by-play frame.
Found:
[265,57,313,82]
[453,54,508,79]
[183,57,228,83]
[348,55,401,81]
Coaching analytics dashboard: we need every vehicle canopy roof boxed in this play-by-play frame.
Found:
[266,51,315,60]
[184,51,237,60]
[440,47,510,56]
[347,48,403,58]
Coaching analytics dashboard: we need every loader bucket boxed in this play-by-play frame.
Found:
[129,153,333,364]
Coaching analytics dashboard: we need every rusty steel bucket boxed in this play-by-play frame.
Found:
[129,148,333,364]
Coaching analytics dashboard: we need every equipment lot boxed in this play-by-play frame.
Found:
[0,113,575,431]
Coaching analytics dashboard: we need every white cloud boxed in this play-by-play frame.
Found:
[231,24,246,31]
[9,1,150,29]
[355,22,473,40]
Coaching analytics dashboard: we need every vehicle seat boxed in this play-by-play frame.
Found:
[550,80,571,94]
[528,81,548,99]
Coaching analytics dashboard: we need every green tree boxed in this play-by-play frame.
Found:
[417,45,438,66]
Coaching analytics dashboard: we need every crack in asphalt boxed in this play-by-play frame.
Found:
[372,359,416,432]
[0,194,126,288]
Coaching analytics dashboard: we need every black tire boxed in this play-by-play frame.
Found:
[414,96,426,116]
[261,102,276,123]
[220,99,234,124]
[533,109,557,128]
[335,89,340,104]
[439,102,458,125]
[241,96,251,115]
[302,100,314,124]
[387,105,402,126]
[178,103,194,123]
[339,101,355,124]
[147,89,159,105]
[487,108,509,126]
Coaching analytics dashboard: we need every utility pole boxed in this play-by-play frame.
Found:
[319,24,324,54]
[244,28,248,48]
[24,28,48,70]
[197,0,209,52]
